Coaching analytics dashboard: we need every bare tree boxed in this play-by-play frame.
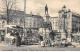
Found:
[2,0,16,24]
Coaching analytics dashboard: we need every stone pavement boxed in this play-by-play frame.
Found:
[0,41,9,46]
[72,42,80,47]
[0,42,80,51]
[1,45,80,51]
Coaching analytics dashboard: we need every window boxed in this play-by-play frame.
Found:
[30,25,31,27]
[14,20,17,23]
[34,25,35,27]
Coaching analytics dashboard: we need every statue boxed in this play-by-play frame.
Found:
[45,4,48,14]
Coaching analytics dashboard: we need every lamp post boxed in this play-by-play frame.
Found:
[62,12,67,32]
[24,0,26,37]
[62,11,67,39]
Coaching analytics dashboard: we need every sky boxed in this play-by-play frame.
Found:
[0,0,80,17]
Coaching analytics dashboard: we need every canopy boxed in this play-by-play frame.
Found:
[4,25,17,28]
[4,25,23,29]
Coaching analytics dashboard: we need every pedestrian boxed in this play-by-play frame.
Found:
[12,38,16,45]
[1,32,4,41]
[18,35,21,46]
[15,31,21,47]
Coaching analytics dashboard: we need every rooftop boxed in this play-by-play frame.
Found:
[0,10,43,19]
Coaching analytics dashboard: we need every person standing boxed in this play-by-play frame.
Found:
[1,32,4,41]
[15,31,21,47]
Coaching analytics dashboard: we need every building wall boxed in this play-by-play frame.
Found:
[49,17,59,32]
[72,14,80,33]
[8,10,44,30]
[25,15,43,29]
[58,5,80,38]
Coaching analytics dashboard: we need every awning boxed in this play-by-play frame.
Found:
[4,25,17,28]
[4,25,23,29]
[0,28,5,31]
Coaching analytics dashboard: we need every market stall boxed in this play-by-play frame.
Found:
[4,25,23,45]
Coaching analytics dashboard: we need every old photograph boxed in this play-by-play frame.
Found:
[0,0,80,51]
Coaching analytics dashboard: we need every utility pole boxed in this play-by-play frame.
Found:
[24,0,26,12]
[24,0,26,37]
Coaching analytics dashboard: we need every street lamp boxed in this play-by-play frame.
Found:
[23,0,26,37]
[62,11,67,32]
[61,11,67,40]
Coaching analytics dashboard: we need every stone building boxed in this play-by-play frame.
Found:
[8,10,44,30]
[49,17,59,32]
[0,10,44,38]
[58,5,80,42]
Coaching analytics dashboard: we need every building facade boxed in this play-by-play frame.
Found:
[8,10,44,30]
[58,5,80,41]
[49,17,59,32]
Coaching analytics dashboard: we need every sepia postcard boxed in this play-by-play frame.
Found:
[0,0,80,51]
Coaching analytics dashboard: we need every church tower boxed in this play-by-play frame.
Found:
[43,4,50,23]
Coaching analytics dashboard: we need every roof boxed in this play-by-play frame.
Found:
[72,13,80,18]
[4,25,23,28]
[9,10,43,19]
